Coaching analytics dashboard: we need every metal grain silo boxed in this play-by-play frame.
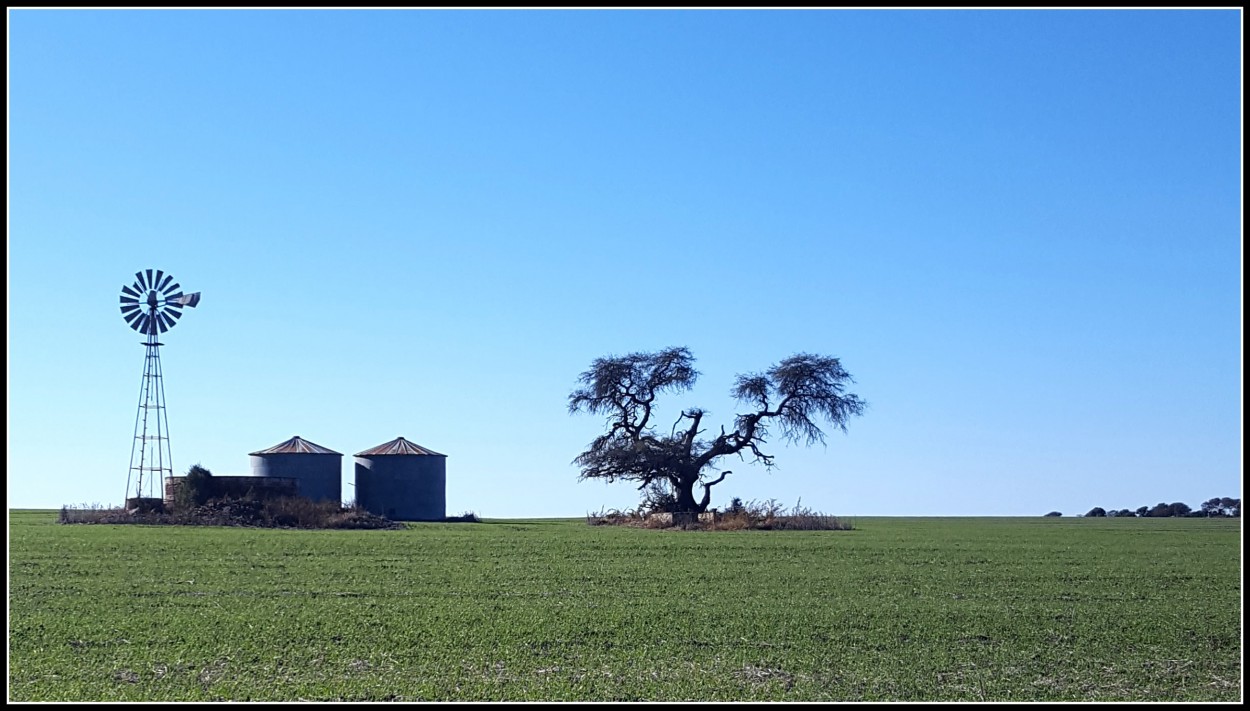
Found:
[248,435,343,504]
[354,437,446,521]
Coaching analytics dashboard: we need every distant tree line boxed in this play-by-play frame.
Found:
[1046,497,1240,518]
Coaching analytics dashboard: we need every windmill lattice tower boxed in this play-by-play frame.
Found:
[119,269,200,503]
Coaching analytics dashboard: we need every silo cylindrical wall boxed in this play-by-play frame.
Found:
[250,453,343,504]
[354,455,445,521]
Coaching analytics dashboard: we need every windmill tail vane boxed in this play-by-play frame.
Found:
[119,269,200,506]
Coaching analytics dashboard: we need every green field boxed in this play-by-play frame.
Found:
[7,510,1242,701]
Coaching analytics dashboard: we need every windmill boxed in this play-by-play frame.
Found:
[119,269,201,505]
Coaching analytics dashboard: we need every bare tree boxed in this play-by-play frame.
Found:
[568,346,866,513]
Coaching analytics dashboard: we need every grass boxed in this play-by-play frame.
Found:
[7,509,1242,701]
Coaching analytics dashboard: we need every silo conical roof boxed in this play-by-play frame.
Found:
[249,435,341,455]
[355,437,445,457]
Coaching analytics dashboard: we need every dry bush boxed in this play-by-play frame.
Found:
[327,508,401,529]
[443,511,481,523]
[586,507,646,527]
[715,497,850,529]
[261,496,342,528]
[589,498,853,532]
[253,497,399,529]
[59,503,122,524]
[709,499,853,531]
[713,512,751,531]
[584,508,617,526]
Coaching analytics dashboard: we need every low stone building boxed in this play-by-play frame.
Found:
[164,475,298,506]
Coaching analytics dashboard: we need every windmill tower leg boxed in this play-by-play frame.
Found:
[125,323,173,506]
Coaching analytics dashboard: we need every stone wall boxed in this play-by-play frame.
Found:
[164,475,299,505]
[647,512,697,526]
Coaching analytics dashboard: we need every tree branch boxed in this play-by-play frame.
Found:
[698,470,732,510]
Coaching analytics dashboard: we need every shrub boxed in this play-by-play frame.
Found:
[1044,511,1063,517]
[1085,507,1106,518]
[174,463,214,510]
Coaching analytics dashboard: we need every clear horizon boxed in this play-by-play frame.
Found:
[7,9,1242,517]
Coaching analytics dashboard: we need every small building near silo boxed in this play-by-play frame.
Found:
[354,437,446,521]
[248,435,343,504]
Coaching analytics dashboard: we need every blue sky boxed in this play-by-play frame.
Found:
[7,9,1242,517]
